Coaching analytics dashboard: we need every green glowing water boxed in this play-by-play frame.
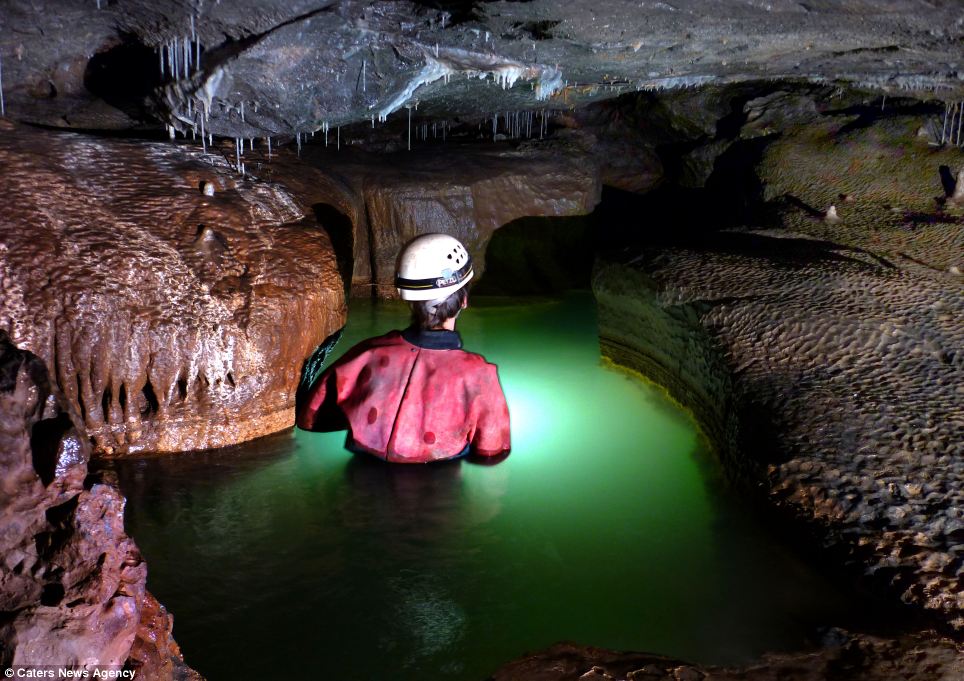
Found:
[108,294,862,680]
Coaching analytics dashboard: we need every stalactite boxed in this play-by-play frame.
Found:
[337,126,340,150]
[267,136,272,160]
[941,104,950,145]
[408,107,412,151]
[0,54,5,117]
[957,100,964,146]
[201,115,206,153]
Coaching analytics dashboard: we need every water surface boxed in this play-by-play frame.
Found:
[108,293,862,680]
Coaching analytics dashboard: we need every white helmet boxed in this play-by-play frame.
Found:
[395,233,474,301]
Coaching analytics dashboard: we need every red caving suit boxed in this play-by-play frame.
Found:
[296,328,511,463]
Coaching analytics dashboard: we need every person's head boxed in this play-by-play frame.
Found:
[395,233,473,329]
[410,286,468,329]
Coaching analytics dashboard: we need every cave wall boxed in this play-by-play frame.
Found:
[0,331,200,678]
[294,144,602,296]
[1,1,962,139]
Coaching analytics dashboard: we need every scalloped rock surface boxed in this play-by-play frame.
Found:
[758,114,964,275]
[0,121,345,455]
[594,232,963,628]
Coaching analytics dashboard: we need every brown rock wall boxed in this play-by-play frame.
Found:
[0,121,346,455]
[300,144,601,297]
[0,331,200,678]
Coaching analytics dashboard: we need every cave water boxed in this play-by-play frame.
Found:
[106,293,871,681]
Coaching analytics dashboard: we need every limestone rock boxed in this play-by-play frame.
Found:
[1,1,961,138]
[0,331,200,678]
[593,230,964,627]
[297,144,601,297]
[757,115,964,273]
[0,121,346,455]
[490,632,963,681]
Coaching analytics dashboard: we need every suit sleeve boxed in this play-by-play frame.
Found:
[471,363,511,456]
[296,367,345,432]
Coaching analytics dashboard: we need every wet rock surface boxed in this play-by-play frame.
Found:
[0,120,345,455]
[0,1,961,139]
[490,631,963,681]
[297,143,601,295]
[0,331,200,678]
[594,230,964,629]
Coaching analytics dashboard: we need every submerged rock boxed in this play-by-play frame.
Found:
[0,121,345,455]
[0,331,200,678]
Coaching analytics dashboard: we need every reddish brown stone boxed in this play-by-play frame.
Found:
[0,331,200,678]
[0,121,346,455]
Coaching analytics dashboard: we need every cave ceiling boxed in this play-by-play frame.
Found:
[0,0,962,139]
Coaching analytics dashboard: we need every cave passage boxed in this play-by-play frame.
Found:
[106,293,874,681]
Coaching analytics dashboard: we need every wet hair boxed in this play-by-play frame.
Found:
[410,287,468,330]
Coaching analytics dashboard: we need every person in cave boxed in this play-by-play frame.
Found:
[296,233,511,463]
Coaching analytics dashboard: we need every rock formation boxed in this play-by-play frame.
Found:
[298,144,601,295]
[490,632,963,681]
[0,1,961,139]
[0,120,345,455]
[594,228,963,628]
[758,113,964,274]
[0,330,200,678]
